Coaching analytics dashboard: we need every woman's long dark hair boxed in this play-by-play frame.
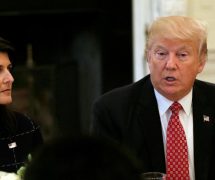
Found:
[0,37,15,62]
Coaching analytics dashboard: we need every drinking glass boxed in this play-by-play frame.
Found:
[141,172,166,180]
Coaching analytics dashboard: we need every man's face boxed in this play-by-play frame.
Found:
[147,38,206,101]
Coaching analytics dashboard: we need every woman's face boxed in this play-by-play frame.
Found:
[0,52,14,104]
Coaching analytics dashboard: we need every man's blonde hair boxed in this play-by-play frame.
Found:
[145,16,207,59]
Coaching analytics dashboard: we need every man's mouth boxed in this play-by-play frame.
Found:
[165,77,176,81]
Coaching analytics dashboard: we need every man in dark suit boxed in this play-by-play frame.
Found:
[91,16,215,180]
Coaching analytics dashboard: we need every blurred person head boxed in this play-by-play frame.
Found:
[24,135,142,180]
[145,16,207,101]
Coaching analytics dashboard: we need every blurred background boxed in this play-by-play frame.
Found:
[1,0,214,140]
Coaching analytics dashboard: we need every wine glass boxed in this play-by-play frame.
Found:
[141,172,166,180]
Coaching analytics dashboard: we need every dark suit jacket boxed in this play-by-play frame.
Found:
[91,74,215,180]
[0,111,43,172]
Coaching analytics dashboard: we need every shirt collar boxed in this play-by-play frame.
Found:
[154,89,193,116]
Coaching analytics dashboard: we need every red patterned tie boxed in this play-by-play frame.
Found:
[166,102,190,180]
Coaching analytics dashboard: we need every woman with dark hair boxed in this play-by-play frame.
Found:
[0,37,43,173]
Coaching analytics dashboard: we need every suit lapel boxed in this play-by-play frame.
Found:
[193,82,215,180]
[135,78,166,172]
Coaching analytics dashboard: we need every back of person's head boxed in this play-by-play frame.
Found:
[145,16,207,58]
[24,135,141,180]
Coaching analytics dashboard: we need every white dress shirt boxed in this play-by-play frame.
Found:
[154,89,195,180]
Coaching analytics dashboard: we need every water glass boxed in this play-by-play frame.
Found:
[141,172,166,180]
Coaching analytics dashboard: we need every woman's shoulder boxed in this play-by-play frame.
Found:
[12,111,40,132]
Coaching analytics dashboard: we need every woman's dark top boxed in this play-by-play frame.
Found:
[0,110,43,172]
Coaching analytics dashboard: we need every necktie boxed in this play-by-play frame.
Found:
[166,102,190,180]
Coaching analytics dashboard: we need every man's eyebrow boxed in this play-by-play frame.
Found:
[177,46,193,51]
[152,45,167,50]
[152,45,193,52]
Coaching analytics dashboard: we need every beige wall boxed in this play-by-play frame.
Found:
[188,0,215,83]
[188,0,215,50]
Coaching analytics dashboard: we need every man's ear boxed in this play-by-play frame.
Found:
[146,50,151,62]
[198,53,207,73]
